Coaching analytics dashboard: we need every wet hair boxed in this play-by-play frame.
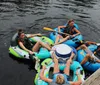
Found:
[56,75,65,84]
[18,29,24,37]
[68,19,74,25]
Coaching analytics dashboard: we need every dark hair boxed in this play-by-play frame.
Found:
[68,19,74,24]
[18,29,24,37]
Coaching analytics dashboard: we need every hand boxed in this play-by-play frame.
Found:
[58,26,60,29]
[76,70,79,75]
[72,35,76,38]
[51,47,56,51]
[67,35,70,39]
[37,33,42,36]
[29,51,34,55]
[67,59,72,64]
[42,65,46,69]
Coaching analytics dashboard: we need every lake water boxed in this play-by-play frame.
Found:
[0,0,100,85]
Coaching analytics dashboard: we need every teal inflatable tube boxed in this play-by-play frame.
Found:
[35,48,51,59]
[77,44,100,72]
[49,23,83,48]
[34,58,85,85]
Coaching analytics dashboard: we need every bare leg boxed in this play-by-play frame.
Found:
[39,41,51,51]
[32,41,51,52]
[55,34,63,44]
[58,36,70,44]
[81,54,92,65]
[55,35,60,44]
[64,60,71,76]
[32,42,41,52]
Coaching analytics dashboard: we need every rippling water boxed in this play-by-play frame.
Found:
[0,0,100,85]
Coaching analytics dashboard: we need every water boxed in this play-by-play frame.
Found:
[0,0,100,85]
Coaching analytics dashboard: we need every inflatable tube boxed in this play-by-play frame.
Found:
[49,23,83,48]
[34,58,85,85]
[77,44,100,72]
[9,33,54,59]
[28,35,54,46]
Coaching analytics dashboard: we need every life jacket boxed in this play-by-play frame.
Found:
[64,25,75,34]
[18,36,35,50]
[62,25,75,37]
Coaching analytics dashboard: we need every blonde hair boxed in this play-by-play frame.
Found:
[56,75,65,84]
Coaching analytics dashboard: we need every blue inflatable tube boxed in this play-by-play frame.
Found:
[49,23,83,48]
[63,34,83,47]
[77,44,100,72]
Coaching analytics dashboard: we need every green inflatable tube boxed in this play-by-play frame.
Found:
[9,33,54,59]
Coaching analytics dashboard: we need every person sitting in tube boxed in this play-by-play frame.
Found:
[55,19,81,45]
[17,29,51,55]
[77,41,100,65]
[40,52,82,85]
